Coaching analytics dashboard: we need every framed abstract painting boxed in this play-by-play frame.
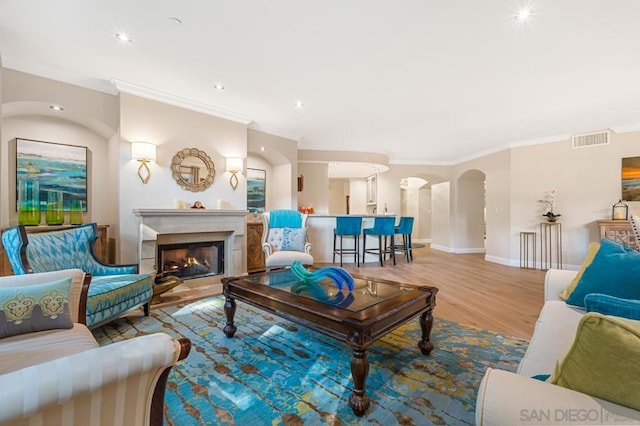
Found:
[247,168,266,211]
[622,156,640,201]
[16,138,88,211]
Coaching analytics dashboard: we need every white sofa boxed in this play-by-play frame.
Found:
[476,268,640,425]
[0,269,190,426]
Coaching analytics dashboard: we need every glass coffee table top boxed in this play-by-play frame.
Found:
[244,269,414,312]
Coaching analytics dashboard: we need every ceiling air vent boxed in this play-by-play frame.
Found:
[572,130,610,149]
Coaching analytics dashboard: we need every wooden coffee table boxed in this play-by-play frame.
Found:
[221,268,438,417]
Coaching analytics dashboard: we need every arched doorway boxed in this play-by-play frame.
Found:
[400,177,430,242]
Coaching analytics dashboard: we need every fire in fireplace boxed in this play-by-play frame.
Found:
[157,241,224,280]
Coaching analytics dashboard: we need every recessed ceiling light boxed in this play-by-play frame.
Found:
[259,146,267,151]
[115,32,133,43]
[214,83,225,90]
[294,100,304,109]
[514,8,533,21]
[49,105,64,111]
[168,17,182,25]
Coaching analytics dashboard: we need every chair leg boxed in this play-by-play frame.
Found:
[408,234,414,262]
[355,235,360,267]
[403,234,410,262]
[391,235,396,265]
[333,233,337,264]
[143,302,150,316]
[340,235,344,267]
[378,236,384,266]
[362,234,367,264]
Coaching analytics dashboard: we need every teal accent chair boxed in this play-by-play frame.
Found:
[362,216,397,266]
[394,216,415,262]
[1,223,153,328]
[333,216,363,267]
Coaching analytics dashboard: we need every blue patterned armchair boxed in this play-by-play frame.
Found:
[1,223,153,328]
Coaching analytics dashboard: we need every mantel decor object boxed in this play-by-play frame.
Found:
[612,199,629,220]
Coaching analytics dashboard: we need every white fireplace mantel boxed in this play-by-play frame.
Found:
[133,209,248,286]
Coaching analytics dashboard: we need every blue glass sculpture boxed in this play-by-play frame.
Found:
[290,261,355,291]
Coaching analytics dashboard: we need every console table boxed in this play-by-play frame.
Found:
[597,220,637,249]
[540,222,562,270]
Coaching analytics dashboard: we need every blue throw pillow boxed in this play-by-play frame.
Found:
[281,227,307,252]
[585,293,640,320]
[0,277,73,338]
[566,239,640,308]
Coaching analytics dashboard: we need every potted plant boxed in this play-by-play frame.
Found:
[540,190,561,222]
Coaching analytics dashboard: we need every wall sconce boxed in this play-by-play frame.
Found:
[226,157,243,190]
[131,142,157,184]
[612,199,629,220]
[297,175,304,192]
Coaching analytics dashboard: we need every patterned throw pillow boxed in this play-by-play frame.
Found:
[281,227,307,252]
[0,277,73,339]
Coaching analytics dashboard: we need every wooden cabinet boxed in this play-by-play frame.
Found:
[0,224,110,276]
[247,221,265,273]
[598,220,637,249]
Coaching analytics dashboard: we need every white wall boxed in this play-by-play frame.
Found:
[431,181,452,251]
[349,179,367,214]
[298,162,329,213]
[247,129,299,209]
[1,116,112,226]
[454,149,512,264]
[418,187,432,241]
[118,93,247,263]
[328,178,347,214]
[509,133,640,268]
[455,170,486,252]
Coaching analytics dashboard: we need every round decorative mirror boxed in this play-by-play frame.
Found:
[171,148,215,192]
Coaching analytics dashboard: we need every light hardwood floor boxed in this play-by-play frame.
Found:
[155,245,548,340]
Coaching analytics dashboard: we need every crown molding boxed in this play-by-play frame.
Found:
[2,56,119,95]
[247,121,301,143]
[610,122,640,133]
[111,79,253,125]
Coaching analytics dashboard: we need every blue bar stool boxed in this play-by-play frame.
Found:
[362,216,396,266]
[333,216,363,266]
[394,216,414,262]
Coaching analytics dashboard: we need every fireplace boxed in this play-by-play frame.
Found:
[134,209,247,292]
[157,241,224,280]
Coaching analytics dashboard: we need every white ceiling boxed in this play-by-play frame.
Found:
[2,0,640,164]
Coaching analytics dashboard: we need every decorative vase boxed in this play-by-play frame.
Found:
[543,213,561,223]
[18,179,41,226]
[45,191,64,225]
[69,200,84,225]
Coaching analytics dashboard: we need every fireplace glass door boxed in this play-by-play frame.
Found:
[157,241,224,280]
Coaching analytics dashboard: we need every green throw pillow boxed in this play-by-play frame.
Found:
[550,312,640,411]
[565,239,640,308]
[0,277,73,339]
[585,293,640,321]
[559,242,600,300]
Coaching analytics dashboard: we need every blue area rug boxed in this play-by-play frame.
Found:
[93,296,527,425]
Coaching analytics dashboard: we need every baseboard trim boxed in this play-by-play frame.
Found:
[484,255,517,267]
[453,247,486,254]
[430,244,453,253]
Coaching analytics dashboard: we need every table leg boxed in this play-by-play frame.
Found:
[348,347,371,417]
[223,296,237,337]
[418,309,435,355]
